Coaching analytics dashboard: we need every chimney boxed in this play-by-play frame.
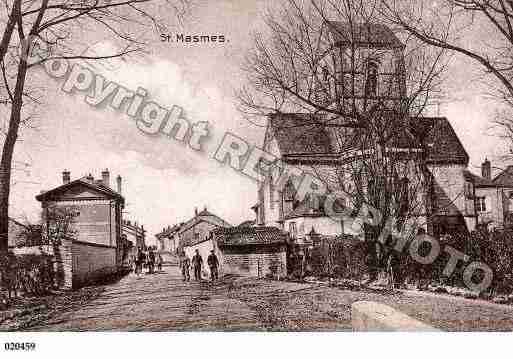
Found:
[482,158,491,180]
[101,168,110,188]
[195,207,198,216]
[116,175,122,194]
[62,169,70,184]
[85,173,94,183]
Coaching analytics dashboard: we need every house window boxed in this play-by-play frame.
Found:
[475,197,486,212]
[365,60,379,97]
[289,222,297,239]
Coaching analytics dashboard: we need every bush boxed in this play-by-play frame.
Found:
[292,235,367,281]
[0,253,55,299]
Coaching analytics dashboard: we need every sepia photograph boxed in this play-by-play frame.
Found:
[1,0,513,356]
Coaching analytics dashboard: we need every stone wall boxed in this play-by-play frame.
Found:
[220,245,287,278]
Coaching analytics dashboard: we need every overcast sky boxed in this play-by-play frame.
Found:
[8,0,510,245]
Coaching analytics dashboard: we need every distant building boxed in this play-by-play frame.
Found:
[465,160,513,230]
[35,169,125,288]
[157,207,231,269]
[122,219,146,264]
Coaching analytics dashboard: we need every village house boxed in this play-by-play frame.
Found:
[156,223,183,261]
[464,159,513,230]
[122,219,146,264]
[157,207,231,271]
[35,169,126,288]
[253,22,478,240]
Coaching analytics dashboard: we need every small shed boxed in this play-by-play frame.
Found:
[213,226,288,278]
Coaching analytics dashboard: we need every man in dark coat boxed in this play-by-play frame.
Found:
[207,250,219,281]
[148,248,156,274]
[180,254,191,281]
[191,249,203,281]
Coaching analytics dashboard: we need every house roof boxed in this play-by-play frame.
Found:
[178,208,231,234]
[327,22,403,48]
[268,114,469,165]
[213,226,288,246]
[156,223,183,239]
[157,208,231,241]
[238,220,256,227]
[463,170,496,188]
[493,165,513,187]
[35,177,124,202]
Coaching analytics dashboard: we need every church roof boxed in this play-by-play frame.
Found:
[268,114,469,165]
[327,22,403,48]
[420,117,469,165]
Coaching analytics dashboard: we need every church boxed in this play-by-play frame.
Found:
[252,22,480,243]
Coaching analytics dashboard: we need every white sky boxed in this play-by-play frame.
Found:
[7,0,511,245]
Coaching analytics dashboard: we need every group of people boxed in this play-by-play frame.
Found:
[180,249,219,282]
[134,248,163,276]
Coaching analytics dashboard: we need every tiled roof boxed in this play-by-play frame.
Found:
[463,170,496,187]
[238,220,255,227]
[213,226,288,246]
[157,208,231,240]
[156,223,183,238]
[268,114,469,165]
[327,22,403,48]
[420,117,469,165]
[178,209,231,234]
[35,177,124,202]
[493,165,513,187]
[269,114,335,156]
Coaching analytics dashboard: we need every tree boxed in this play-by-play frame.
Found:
[381,0,513,156]
[239,0,448,283]
[0,0,190,253]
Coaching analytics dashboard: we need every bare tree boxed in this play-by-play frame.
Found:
[239,0,448,283]
[382,0,513,155]
[0,0,190,253]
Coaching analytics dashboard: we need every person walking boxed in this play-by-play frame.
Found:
[207,250,219,282]
[180,254,191,282]
[191,249,203,281]
[156,253,163,272]
[135,248,145,277]
[148,248,156,274]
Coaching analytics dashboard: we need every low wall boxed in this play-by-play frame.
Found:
[351,301,440,331]
[72,241,117,288]
[220,245,287,278]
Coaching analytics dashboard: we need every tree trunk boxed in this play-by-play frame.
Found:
[0,47,29,254]
[0,0,20,65]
